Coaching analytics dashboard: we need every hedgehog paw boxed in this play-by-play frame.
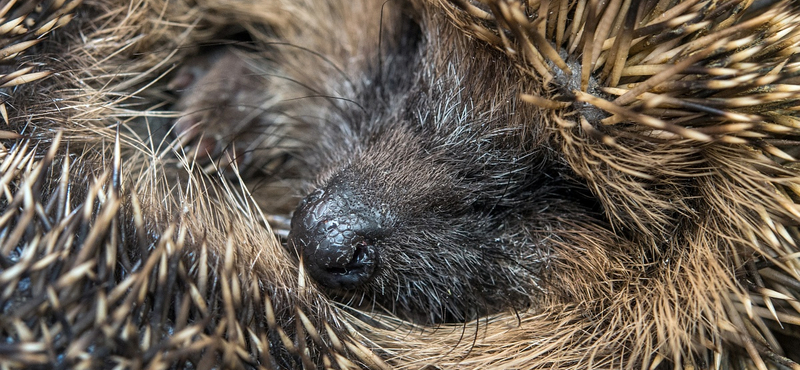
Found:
[168,47,267,173]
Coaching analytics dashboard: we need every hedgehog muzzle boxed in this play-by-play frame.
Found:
[289,185,386,290]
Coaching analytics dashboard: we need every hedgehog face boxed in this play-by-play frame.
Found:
[276,13,562,322]
[163,1,551,324]
[287,120,542,323]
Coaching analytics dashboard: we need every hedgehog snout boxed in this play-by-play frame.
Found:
[289,186,386,290]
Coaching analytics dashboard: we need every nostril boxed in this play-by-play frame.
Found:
[289,184,387,290]
[321,237,375,276]
[347,238,372,269]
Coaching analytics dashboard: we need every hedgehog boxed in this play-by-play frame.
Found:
[1,0,800,369]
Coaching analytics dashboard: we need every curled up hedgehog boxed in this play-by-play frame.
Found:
[1,0,800,368]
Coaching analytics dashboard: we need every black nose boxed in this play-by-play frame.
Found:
[289,186,385,290]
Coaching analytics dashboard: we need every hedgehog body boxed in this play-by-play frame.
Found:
[1,0,800,369]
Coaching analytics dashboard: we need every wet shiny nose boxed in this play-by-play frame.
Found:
[289,186,384,290]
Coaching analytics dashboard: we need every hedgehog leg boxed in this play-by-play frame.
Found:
[168,47,270,173]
